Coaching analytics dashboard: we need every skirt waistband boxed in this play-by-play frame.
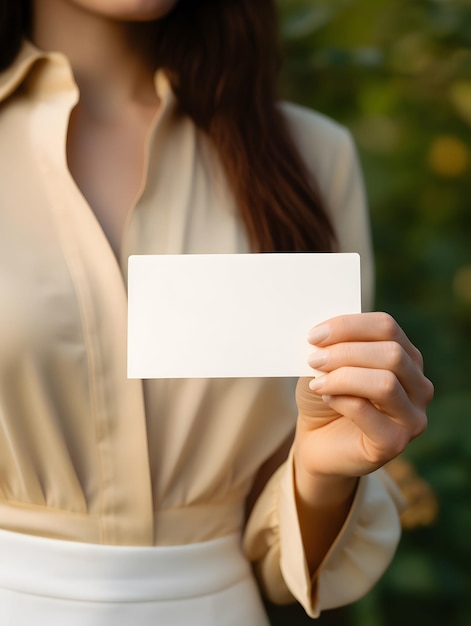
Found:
[0,529,249,602]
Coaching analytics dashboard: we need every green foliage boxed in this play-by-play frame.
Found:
[278,1,471,625]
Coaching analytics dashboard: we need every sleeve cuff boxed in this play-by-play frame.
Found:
[244,448,404,618]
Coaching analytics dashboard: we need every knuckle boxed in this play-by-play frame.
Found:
[378,312,399,340]
[386,341,406,370]
[423,377,435,404]
[378,370,400,398]
[390,430,412,457]
[375,428,411,460]
[412,346,425,369]
[406,411,428,441]
[414,412,428,438]
[348,395,371,415]
[399,410,428,446]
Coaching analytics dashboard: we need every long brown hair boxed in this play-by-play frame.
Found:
[0,0,336,253]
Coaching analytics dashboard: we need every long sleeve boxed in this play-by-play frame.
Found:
[243,453,405,617]
[243,104,406,616]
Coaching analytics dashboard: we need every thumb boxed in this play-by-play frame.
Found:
[296,377,341,422]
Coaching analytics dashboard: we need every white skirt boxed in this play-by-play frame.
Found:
[0,529,270,625]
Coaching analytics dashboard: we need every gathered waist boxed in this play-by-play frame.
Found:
[0,498,244,546]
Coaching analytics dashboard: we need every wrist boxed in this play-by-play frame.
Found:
[293,446,359,509]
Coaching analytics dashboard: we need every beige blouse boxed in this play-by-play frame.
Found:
[0,42,405,617]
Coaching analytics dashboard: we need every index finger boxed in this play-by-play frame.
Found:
[307,312,424,369]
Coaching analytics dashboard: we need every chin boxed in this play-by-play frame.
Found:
[121,0,180,20]
[78,0,180,21]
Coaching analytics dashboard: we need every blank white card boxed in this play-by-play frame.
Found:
[127,253,361,379]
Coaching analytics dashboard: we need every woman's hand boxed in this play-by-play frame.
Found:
[295,312,434,480]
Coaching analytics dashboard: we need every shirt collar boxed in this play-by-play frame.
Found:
[0,40,48,104]
[0,39,176,109]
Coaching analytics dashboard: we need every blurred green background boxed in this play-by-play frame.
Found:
[276,0,471,624]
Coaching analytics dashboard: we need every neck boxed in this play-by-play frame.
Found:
[31,0,158,116]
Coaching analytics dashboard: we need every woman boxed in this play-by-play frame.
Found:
[0,0,433,624]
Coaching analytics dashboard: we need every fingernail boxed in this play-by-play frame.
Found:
[309,377,324,392]
[308,349,329,368]
[307,325,329,345]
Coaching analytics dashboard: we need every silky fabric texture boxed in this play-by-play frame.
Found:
[0,41,404,617]
[0,529,269,625]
